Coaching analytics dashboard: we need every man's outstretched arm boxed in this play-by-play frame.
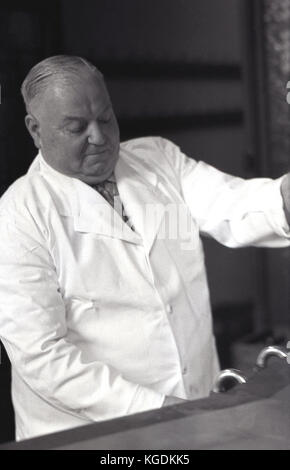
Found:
[155,138,290,248]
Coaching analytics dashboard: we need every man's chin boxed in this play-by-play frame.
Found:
[79,163,117,185]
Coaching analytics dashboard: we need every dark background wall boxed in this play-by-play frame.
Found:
[0,0,289,443]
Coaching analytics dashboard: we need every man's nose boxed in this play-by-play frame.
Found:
[87,122,106,145]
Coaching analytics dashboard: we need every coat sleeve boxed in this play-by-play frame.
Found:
[0,206,164,423]
[158,137,290,248]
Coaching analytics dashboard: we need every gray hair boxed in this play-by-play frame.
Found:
[21,55,103,112]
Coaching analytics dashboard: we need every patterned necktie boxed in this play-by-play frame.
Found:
[94,179,134,230]
[96,180,117,208]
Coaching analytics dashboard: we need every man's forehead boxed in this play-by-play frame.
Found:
[55,74,107,101]
[49,76,110,116]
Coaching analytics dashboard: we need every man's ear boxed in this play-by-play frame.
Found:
[25,114,41,149]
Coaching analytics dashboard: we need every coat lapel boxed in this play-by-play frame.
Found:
[115,148,171,252]
[74,179,145,244]
[37,149,170,250]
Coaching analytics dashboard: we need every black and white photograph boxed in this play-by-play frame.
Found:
[0,0,289,452]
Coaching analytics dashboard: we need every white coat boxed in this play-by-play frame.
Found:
[0,137,289,440]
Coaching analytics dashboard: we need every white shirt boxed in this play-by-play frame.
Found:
[0,136,289,440]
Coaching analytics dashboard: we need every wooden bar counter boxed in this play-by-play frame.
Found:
[1,361,290,450]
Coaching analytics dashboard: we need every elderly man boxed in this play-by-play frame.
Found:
[0,55,289,441]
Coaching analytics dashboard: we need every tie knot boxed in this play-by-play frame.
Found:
[94,180,120,210]
[93,180,135,231]
[97,180,118,197]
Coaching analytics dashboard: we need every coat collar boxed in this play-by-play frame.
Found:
[31,147,170,252]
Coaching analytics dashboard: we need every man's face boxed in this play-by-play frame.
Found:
[27,71,120,185]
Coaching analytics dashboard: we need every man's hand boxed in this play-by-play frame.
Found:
[281,174,290,227]
[162,396,188,407]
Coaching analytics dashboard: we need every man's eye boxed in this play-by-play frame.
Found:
[99,112,111,123]
[66,124,86,134]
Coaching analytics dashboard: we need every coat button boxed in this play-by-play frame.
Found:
[166,304,173,314]
[182,365,187,375]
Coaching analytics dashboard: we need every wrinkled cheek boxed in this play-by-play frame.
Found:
[60,145,86,172]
